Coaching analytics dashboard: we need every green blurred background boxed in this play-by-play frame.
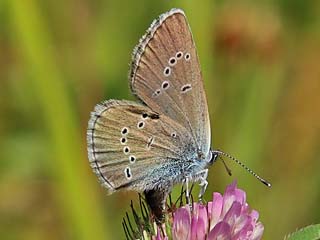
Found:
[1,0,320,239]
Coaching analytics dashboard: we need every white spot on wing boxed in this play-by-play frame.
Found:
[168,57,177,66]
[147,136,155,149]
[176,51,183,60]
[152,89,161,98]
[137,121,145,129]
[163,67,171,76]
[184,52,191,61]
[121,127,129,135]
[181,84,192,93]
[129,155,136,163]
[124,167,132,179]
[120,137,127,145]
[123,146,130,155]
[161,81,170,90]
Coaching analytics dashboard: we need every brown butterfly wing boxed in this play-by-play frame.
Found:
[130,9,211,156]
[87,100,193,193]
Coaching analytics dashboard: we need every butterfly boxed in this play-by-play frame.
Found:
[87,8,270,223]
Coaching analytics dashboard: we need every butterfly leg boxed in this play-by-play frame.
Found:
[197,169,208,202]
[184,176,191,205]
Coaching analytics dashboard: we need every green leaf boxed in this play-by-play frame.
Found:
[285,224,320,240]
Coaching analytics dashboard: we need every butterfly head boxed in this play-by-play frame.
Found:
[208,149,219,166]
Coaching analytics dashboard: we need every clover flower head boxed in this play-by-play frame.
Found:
[124,181,264,240]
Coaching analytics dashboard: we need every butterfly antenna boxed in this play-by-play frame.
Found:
[219,156,232,176]
[213,150,272,187]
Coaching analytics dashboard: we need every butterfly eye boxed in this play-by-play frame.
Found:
[209,151,219,165]
[171,132,177,138]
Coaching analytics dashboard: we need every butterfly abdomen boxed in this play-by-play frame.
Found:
[144,189,168,223]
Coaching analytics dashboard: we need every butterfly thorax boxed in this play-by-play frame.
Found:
[142,148,211,191]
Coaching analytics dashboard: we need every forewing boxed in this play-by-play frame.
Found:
[130,9,211,155]
[87,100,193,193]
